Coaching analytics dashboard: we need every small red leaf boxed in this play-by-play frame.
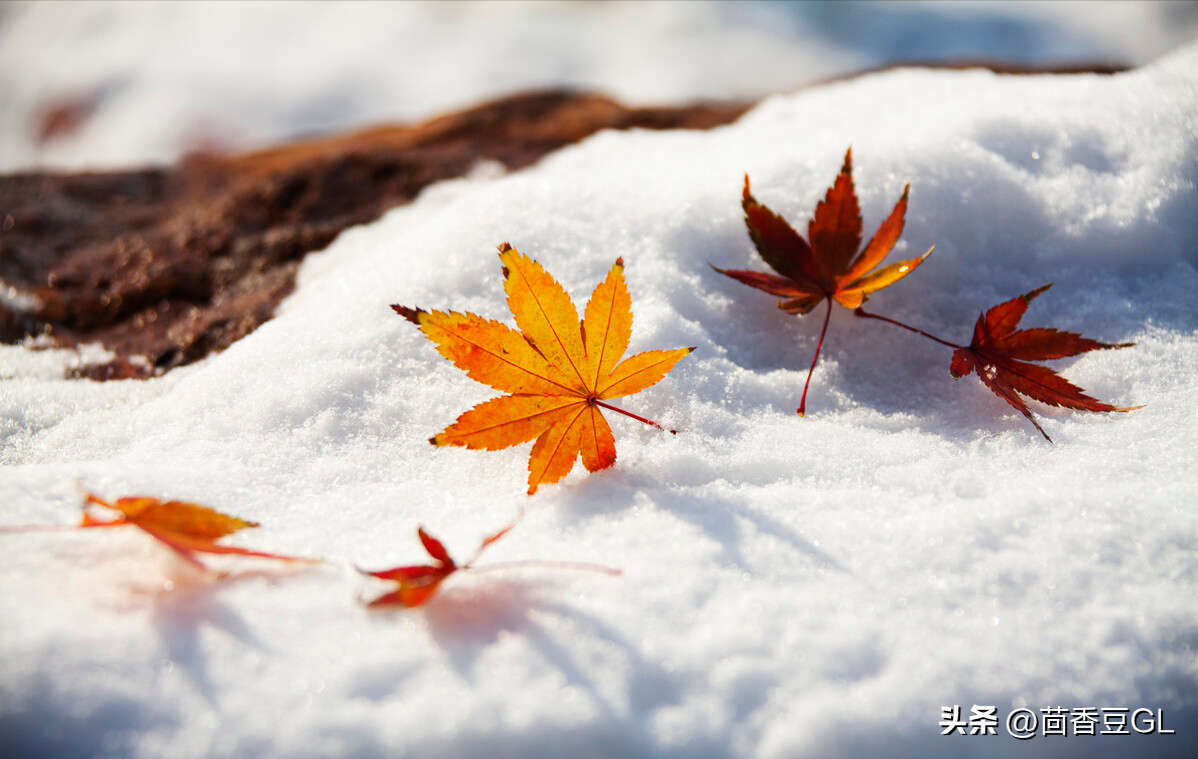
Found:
[363,564,446,583]
[417,527,454,567]
[361,519,618,609]
[361,523,508,608]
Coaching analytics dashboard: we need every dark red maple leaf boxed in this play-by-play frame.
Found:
[948,284,1139,441]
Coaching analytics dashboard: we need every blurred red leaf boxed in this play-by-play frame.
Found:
[360,522,514,608]
[32,92,101,145]
[360,520,620,609]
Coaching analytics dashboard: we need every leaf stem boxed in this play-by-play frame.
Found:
[468,560,623,576]
[0,524,84,534]
[592,399,678,435]
[853,306,961,349]
[0,520,124,534]
[797,297,834,417]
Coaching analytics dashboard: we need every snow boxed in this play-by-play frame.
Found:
[4,4,1198,759]
[3,0,1198,171]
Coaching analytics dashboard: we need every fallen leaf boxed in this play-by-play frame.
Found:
[360,523,513,607]
[949,284,1139,441]
[394,243,693,494]
[360,520,621,608]
[65,493,316,571]
[714,148,933,414]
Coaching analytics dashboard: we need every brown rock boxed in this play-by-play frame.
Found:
[0,90,749,379]
[1,62,1125,381]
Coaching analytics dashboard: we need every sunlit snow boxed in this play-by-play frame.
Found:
[2,3,1197,758]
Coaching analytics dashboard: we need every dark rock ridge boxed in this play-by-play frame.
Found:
[0,91,749,379]
[1,62,1124,380]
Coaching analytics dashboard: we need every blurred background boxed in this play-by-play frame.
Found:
[1,0,1196,172]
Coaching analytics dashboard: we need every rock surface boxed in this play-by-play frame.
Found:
[1,63,1123,380]
[0,91,748,379]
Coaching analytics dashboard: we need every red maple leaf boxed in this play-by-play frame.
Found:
[360,521,619,608]
[715,148,932,414]
[360,524,512,608]
[948,284,1140,441]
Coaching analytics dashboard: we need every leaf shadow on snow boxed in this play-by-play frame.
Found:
[691,265,813,376]
[0,564,306,757]
[424,578,672,695]
[819,317,1041,436]
[141,568,299,704]
[657,490,852,578]
[563,479,852,580]
[415,578,691,754]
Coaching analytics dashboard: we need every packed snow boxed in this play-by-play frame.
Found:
[3,5,1198,759]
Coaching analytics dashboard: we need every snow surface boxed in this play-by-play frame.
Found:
[5,16,1198,759]
[3,0,1198,171]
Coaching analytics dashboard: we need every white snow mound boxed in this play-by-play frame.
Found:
[2,44,1197,759]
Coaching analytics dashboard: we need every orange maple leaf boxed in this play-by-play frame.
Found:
[948,284,1139,441]
[393,243,693,494]
[50,493,316,571]
[714,148,933,414]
